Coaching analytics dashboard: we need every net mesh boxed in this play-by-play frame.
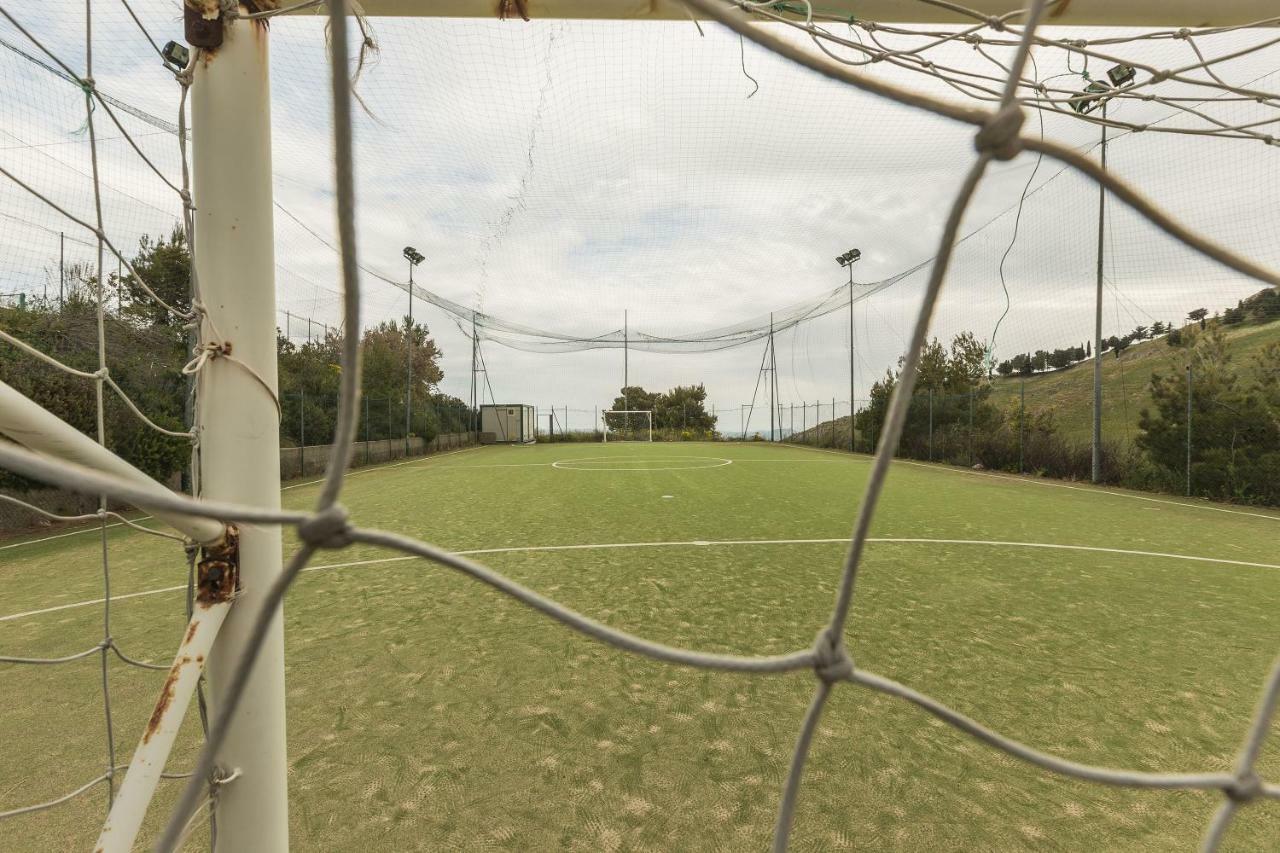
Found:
[2,1,1280,851]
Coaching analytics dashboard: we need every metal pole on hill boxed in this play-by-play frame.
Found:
[1186,363,1193,496]
[59,231,64,306]
[299,390,305,476]
[192,10,288,847]
[623,309,629,409]
[1092,100,1108,483]
[968,387,975,467]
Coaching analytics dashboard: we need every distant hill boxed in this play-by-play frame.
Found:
[989,316,1280,448]
[790,289,1280,453]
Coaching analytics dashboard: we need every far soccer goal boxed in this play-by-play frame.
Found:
[602,410,653,443]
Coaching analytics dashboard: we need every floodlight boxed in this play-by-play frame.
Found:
[837,248,861,267]
[161,41,190,71]
[403,246,424,265]
[1070,81,1111,115]
[1107,63,1136,87]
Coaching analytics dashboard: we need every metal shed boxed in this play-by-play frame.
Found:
[479,404,536,444]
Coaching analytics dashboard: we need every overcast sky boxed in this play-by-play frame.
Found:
[3,4,1278,433]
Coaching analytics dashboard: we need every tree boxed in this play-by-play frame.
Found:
[655,385,717,435]
[278,317,447,446]
[1138,327,1280,503]
[111,228,192,342]
[608,384,717,436]
[1188,307,1209,329]
[611,385,660,414]
[856,332,1000,461]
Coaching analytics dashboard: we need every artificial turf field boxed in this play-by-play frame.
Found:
[2,440,1279,851]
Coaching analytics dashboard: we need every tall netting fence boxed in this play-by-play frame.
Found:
[2,1,1280,851]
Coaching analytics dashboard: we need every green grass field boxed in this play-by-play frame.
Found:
[3,442,1279,851]
[989,319,1280,447]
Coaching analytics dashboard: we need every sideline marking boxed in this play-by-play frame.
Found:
[781,442,1280,522]
[5,536,1276,624]
[551,455,733,471]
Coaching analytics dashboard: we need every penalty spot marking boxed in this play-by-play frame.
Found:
[4,536,1277,625]
[552,455,733,471]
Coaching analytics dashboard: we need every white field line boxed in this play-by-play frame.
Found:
[437,457,837,471]
[0,444,488,553]
[5,536,1277,625]
[780,442,1280,522]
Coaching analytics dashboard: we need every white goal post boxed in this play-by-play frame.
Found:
[602,410,653,443]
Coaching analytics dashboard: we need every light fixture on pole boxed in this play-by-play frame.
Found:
[1075,64,1137,484]
[837,248,863,453]
[403,246,425,454]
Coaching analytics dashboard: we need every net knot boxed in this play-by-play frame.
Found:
[984,16,1005,32]
[811,628,854,683]
[298,504,352,549]
[1175,28,1191,40]
[182,341,231,376]
[1225,773,1263,803]
[974,105,1024,161]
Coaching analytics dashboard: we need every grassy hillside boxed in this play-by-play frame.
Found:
[989,318,1280,447]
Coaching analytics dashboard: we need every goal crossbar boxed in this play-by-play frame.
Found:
[322,0,1272,27]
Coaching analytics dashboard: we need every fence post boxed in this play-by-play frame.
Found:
[928,388,934,461]
[1019,379,1025,474]
[1186,363,1193,496]
[831,398,835,448]
[968,387,974,467]
[299,388,305,477]
[364,393,370,466]
[387,396,392,460]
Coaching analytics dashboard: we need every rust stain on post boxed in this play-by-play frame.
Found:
[143,656,192,744]
[185,0,224,49]
[197,524,240,605]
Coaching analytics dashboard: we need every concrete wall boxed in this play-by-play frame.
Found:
[279,432,474,480]
[0,432,476,535]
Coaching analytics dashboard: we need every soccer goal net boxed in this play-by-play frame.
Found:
[602,409,653,442]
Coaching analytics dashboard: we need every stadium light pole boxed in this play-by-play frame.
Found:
[403,246,425,455]
[839,245,860,450]
[1073,63,1136,483]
